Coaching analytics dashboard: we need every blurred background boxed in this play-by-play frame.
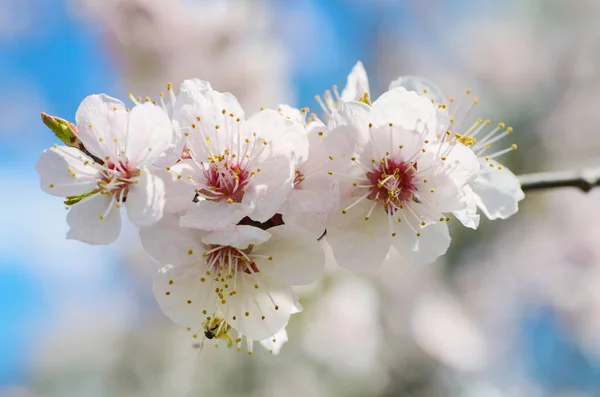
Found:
[2,0,600,396]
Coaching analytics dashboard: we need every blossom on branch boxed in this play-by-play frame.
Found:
[36,94,173,244]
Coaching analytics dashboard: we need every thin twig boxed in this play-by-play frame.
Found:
[519,169,600,193]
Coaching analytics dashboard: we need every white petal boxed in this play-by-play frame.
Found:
[246,155,294,223]
[75,94,128,160]
[438,142,481,187]
[253,225,325,286]
[227,273,296,341]
[154,160,203,215]
[391,219,450,265]
[244,109,309,164]
[125,168,165,227]
[125,103,173,167]
[259,328,289,355]
[341,61,370,102]
[282,210,328,239]
[201,225,271,249]
[36,146,100,197]
[178,79,213,97]
[453,186,480,230]
[277,104,303,124]
[139,214,208,267]
[415,160,464,213]
[66,193,121,245]
[328,101,371,138]
[326,200,392,271]
[284,185,332,214]
[470,162,524,220]
[153,263,219,329]
[370,87,438,133]
[389,75,448,106]
[180,200,252,231]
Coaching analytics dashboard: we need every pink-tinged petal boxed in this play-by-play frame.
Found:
[36,146,100,197]
[125,103,173,167]
[139,215,207,267]
[470,162,524,220]
[66,193,121,245]
[253,225,325,286]
[154,159,203,215]
[259,328,288,355]
[180,200,252,231]
[226,273,295,341]
[125,168,165,227]
[341,61,370,102]
[75,94,128,160]
[370,87,437,133]
[245,155,294,223]
[453,186,480,230]
[391,220,450,265]
[326,200,392,271]
[201,225,271,249]
[153,263,219,329]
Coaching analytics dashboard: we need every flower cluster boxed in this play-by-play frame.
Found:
[36,62,524,355]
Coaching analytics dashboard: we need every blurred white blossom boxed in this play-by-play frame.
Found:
[75,0,291,111]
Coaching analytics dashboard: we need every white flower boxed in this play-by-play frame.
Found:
[77,0,292,112]
[128,79,214,168]
[140,215,324,341]
[274,106,339,238]
[390,76,525,227]
[164,80,308,230]
[314,61,371,115]
[324,87,479,269]
[35,94,173,245]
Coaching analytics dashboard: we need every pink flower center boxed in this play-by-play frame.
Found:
[365,158,416,211]
[98,160,140,199]
[201,159,250,203]
[205,245,260,275]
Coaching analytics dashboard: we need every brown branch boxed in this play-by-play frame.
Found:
[519,169,600,193]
